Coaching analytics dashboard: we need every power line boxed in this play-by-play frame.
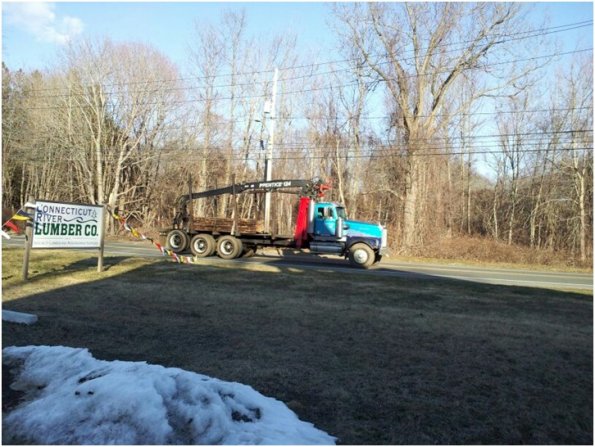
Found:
[10,139,588,157]
[273,128,594,145]
[10,47,592,111]
[8,121,592,144]
[15,20,593,98]
[253,141,592,154]
[6,131,593,166]
[172,104,590,129]
[174,137,595,153]
[10,129,592,159]
[22,106,595,130]
[21,41,593,101]
[12,145,592,164]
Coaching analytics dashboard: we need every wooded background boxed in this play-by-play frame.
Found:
[2,4,592,265]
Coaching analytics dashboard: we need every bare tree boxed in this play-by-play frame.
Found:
[56,38,181,230]
[332,2,539,249]
[496,93,533,245]
[555,55,593,261]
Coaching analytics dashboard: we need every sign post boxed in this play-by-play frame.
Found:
[98,205,106,272]
[21,197,35,280]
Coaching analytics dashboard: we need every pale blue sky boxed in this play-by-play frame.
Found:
[2,2,335,72]
[2,2,593,73]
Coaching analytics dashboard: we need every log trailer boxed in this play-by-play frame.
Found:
[160,179,388,268]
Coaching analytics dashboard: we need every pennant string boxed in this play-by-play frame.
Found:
[2,205,34,231]
[106,206,198,264]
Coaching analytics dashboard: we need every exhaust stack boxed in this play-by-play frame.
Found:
[307,199,316,234]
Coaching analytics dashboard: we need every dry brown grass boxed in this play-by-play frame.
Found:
[406,235,593,271]
[2,249,154,301]
[2,248,592,444]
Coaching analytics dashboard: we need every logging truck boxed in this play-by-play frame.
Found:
[160,179,387,268]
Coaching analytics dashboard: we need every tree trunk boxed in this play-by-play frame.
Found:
[402,158,419,248]
[578,173,586,262]
[507,196,516,245]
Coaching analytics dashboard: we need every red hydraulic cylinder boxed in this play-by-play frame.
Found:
[293,197,310,248]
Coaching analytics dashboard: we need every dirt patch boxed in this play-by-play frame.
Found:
[2,248,592,444]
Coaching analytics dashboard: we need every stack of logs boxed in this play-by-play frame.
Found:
[191,217,264,234]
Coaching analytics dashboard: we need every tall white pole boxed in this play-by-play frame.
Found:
[263,68,278,234]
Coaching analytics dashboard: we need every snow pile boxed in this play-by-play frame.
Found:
[3,346,336,445]
[2,310,38,325]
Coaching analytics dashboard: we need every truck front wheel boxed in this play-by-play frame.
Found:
[166,230,189,254]
[217,235,243,260]
[190,233,216,257]
[348,243,375,269]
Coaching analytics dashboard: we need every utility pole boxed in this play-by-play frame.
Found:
[263,68,278,234]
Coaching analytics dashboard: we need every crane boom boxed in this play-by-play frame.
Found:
[173,179,328,229]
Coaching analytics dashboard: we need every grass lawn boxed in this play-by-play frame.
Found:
[2,247,593,444]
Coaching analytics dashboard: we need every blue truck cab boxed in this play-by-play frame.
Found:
[309,201,388,268]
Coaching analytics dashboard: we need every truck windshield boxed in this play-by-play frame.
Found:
[336,207,347,219]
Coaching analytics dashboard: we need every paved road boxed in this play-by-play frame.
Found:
[3,235,592,291]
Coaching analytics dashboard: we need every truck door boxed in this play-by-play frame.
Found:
[314,205,336,237]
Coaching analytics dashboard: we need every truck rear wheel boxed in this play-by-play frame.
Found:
[190,233,216,257]
[217,235,243,260]
[348,243,375,269]
[165,230,189,254]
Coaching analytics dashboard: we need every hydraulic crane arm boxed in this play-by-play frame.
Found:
[173,179,329,229]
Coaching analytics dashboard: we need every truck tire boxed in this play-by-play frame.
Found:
[190,233,216,257]
[217,235,243,260]
[165,230,189,254]
[348,243,375,269]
